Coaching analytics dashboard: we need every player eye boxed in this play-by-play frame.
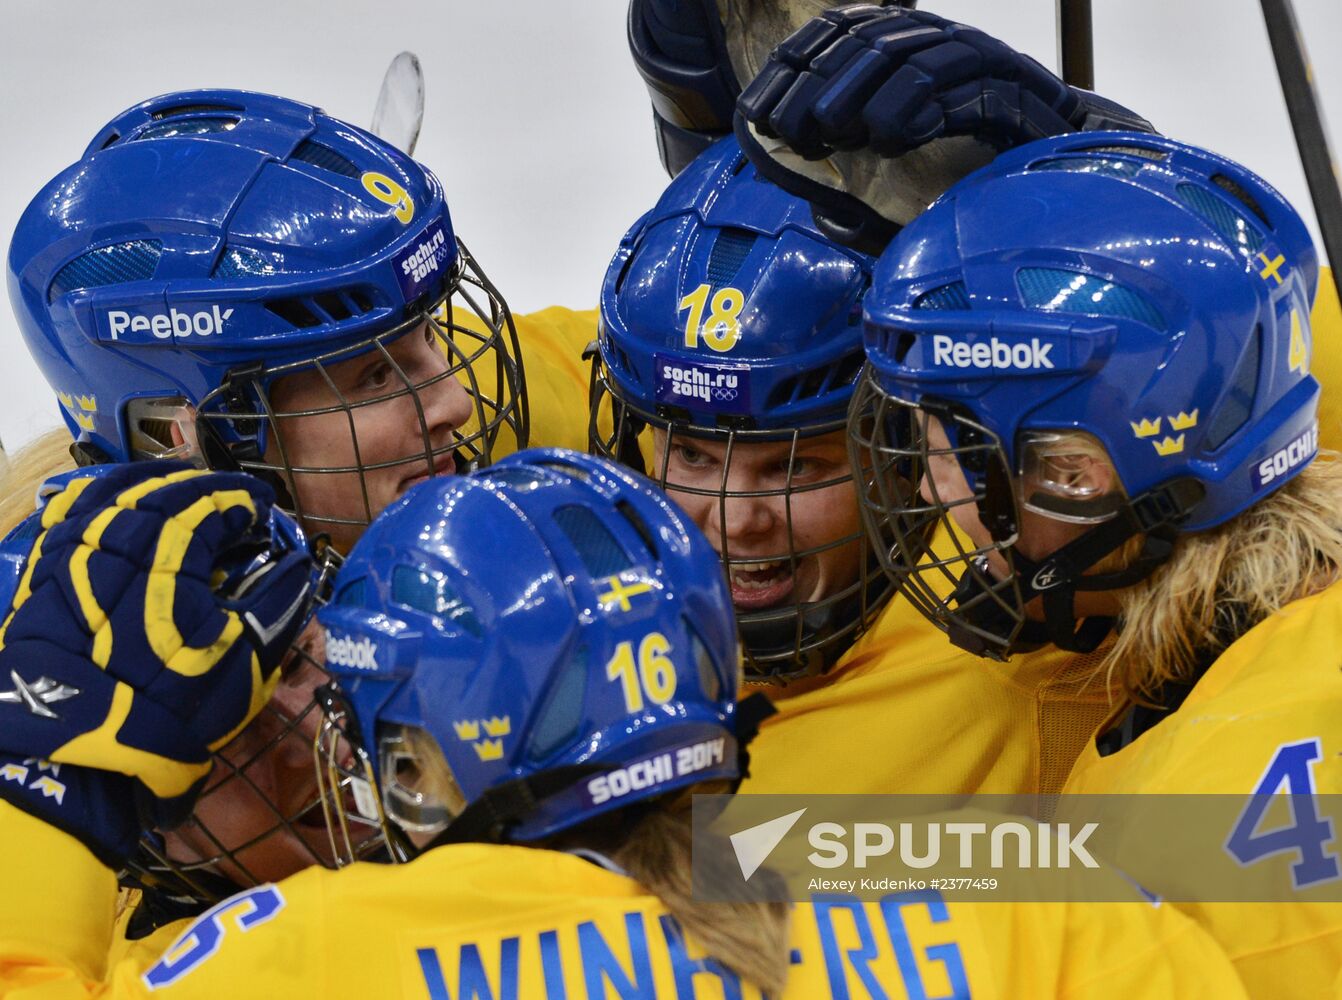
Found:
[674,444,712,468]
[360,363,394,392]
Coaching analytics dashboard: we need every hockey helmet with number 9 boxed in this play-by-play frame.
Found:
[853,131,1319,659]
[7,88,526,544]
[314,448,764,855]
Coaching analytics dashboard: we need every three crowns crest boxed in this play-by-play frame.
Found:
[452,716,511,762]
[1131,409,1197,456]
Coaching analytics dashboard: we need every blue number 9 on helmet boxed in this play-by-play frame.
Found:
[852,131,1319,659]
[7,89,526,554]
[313,448,764,855]
[590,136,891,682]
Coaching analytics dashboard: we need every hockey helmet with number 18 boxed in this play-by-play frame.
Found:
[314,448,768,854]
[591,135,890,682]
[853,131,1319,659]
[8,88,526,543]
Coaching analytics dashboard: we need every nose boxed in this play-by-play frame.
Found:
[428,367,475,435]
[702,472,780,553]
[415,336,475,438]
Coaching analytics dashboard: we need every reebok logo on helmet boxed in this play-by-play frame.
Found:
[105,305,234,342]
[325,630,380,671]
[931,335,1054,371]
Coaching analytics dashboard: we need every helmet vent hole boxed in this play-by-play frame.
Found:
[48,239,163,302]
[799,364,830,400]
[553,505,634,578]
[614,499,659,561]
[265,298,323,329]
[1175,183,1265,256]
[1211,173,1271,227]
[1203,323,1261,451]
[136,118,239,140]
[348,287,378,314]
[151,102,241,120]
[290,140,361,179]
[99,131,121,150]
[1017,267,1165,329]
[914,281,970,311]
[706,228,758,286]
[893,332,916,364]
[613,250,637,295]
[834,350,865,387]
[686,624,721,702]
[526,644,588,764]
[1075,143,1167,161]
[391,565,480,634]
[213,245,277,279]
[313,293,352,322]
[1029,154,1144,179]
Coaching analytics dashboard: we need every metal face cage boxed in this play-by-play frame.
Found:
[123,631,383,913]
[312,683,412,871]
[590,358,891,682]
[192,241,527,549]
[848,369,1029,660]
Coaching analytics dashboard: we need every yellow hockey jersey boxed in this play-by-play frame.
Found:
[741,267,1342,801]
[1063,578,1342,997]
[0,803,1245,999]
[454,305,599,459]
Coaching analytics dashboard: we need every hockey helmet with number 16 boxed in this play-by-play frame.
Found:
[314,448,768,855]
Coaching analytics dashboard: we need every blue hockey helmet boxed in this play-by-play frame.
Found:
[314,448,766,851]
[7,89,526,550]
[591,136,890,681]
[852,131,1319,658]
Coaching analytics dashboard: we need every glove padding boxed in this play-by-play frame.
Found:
[630,0,912,176]
[734,4,1153,249]
[0,462,315,868]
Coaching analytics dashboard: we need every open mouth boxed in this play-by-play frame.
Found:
[729,559,798,610]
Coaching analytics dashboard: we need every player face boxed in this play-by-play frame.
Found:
[264,322,475,553]
[653,428,864,613]
[162,629,342,886]
[920,416,1117,611]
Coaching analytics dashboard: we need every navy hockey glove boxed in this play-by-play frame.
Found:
[0,462,315,868]
[629,0,919,176]
[629,0,738,176]
[735,5,1153,249]
[739,5,1151,158]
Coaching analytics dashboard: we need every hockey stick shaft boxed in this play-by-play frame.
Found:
[1260,0,1342,295]
[1056,0,1094,90]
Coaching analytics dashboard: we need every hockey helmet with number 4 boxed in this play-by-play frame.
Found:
[8,88,525,539]
[315,448,766,854]
[853,131,1319,659]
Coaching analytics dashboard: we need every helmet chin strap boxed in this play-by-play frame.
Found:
[947,477,1206,658]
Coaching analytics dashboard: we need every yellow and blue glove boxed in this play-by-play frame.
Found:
[0,462,315,868]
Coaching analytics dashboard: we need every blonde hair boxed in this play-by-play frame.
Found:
[0,429,77,534]
[408,727,788,994]
[603,784,790,996]
[1104,450,1342,700]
